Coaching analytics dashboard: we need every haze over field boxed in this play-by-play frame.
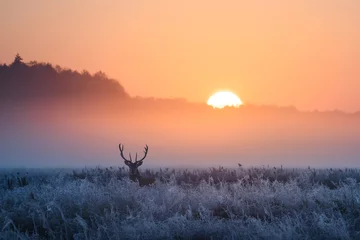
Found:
[1,58,360,168]
[1,1,360,168]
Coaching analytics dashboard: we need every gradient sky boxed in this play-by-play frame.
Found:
[1,0,360,112]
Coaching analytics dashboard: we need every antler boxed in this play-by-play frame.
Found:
[119,144,149,162]
[119,144,131,162]
[135,145,149,162]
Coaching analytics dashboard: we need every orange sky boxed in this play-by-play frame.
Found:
[1,0,360,112]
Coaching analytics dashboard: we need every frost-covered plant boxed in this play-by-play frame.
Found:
[0,166,360,239]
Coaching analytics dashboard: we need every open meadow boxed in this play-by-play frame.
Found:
[1,166,360,239]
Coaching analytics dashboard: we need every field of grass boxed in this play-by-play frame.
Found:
[1,166,360,239]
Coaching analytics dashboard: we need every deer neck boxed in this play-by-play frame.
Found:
[129,171,141,182]
[129,175,138,182]
[128,167,139,181]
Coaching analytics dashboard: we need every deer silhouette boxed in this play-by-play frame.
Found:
[118,143,156,186]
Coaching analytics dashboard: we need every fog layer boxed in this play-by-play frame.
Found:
[1,58,359,168]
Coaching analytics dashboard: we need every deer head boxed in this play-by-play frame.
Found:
[118,143,149,182]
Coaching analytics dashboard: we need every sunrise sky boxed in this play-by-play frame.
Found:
[1,0,360,112]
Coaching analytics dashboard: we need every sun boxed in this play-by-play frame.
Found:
[207,91,243,109]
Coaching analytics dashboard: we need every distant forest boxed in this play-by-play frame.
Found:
[0,54,203,113]
[1,54,359,116]
[0,54,129,103]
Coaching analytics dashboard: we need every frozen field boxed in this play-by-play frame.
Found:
[1,166,360,239]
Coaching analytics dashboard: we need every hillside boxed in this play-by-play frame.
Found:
[0,54,129,104]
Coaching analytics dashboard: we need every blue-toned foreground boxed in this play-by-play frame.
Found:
[1,166,359,239]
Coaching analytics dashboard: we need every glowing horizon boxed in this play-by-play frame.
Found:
[1,1,360,112]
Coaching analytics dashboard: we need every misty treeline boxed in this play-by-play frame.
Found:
[0,54,128,104]
[0,54,200,115]
[1,166,360,239]
[2,53,360,116]
[1,54,360,169]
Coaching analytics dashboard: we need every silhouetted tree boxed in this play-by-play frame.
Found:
[13,53,23,65]
[94,71,107,80]
[0,56,130,104]
[55,65,63,72]
[28,61,38,66]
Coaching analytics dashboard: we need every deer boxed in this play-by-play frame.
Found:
[118,143,156,187]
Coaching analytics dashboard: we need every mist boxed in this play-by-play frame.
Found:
[1,100,360,169]
[1,57,360,169]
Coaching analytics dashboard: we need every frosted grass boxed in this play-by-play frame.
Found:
[0,167,359,239]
